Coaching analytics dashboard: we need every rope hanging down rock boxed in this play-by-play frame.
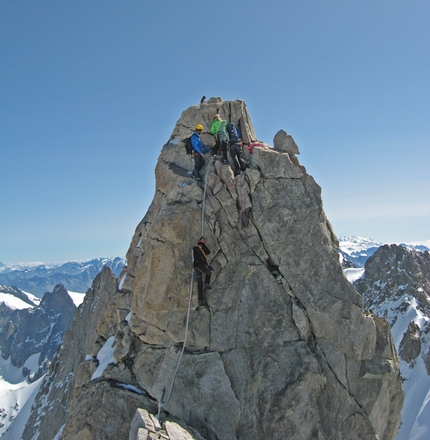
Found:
[157,159,213,420]
[200,159,213,238]
[157,269,194,420]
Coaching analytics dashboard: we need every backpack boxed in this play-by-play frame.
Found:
[183,136,193,155]
[226,122,240,143]
[219,120,230,143]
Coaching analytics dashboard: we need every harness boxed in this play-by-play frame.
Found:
[197,245,207,259]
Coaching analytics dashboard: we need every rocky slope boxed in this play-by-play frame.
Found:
[354,244,430,439]
[22,98,404,440]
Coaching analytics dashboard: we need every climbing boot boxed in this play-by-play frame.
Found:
[204,283,211,290]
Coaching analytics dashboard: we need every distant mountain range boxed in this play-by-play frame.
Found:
[0,257,126,297]
[1,238,428,298]
[338,236,430,268]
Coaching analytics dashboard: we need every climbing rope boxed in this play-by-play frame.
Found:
[157,269,194,419]
[200,158,213,238]
[157,156,213,420]
[157,154,288,434]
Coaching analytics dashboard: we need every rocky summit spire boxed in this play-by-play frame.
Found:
[23,98,403,440]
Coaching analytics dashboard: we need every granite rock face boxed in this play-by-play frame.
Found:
[129,408,205,440]
[399,321,421,363]
[273,129,300,154]
[23,99,403,440]
[170,97,257,145]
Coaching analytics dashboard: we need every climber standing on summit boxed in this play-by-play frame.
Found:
[191,124,210,181]
[193,237,212,307]
[227,122,248,176]
[210,114,229,164]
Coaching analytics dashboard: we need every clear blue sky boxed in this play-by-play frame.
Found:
[1,1,429,263]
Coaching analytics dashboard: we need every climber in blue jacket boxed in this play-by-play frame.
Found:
[191,124,210,181]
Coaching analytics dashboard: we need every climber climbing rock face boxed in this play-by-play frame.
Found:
[192,237,213,307]
[191,124,210,182]
[230,140,248,176]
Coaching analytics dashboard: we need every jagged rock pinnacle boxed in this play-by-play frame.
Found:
[23,98,403,440]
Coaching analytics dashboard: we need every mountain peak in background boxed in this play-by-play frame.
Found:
[339,236,430,269]
[0,283,81,437]
[354,244,430,439]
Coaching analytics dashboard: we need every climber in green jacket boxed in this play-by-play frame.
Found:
[210,114,228,164]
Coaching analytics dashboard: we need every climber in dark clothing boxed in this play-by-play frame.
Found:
[193,237,212,306]
[230,140,248,176]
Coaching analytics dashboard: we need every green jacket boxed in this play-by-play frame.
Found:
[210,119,223,135]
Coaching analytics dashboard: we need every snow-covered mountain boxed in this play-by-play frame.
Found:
[0,284,83,379]
[350,244,430,440]
[0,355,45,440]
[339,236,430,268]
[0,258,126,437]
[0,284,83,438]
[0,257,126,297]
[0,286,40,312]
[0,262,53,274]
[338,236,383,267]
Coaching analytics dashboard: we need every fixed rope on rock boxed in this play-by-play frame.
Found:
[157,158,213,420]
[200,159,213,237]
[157,268,194,420]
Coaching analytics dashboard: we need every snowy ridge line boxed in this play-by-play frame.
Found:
[0,256,127,274]
[339,236,430,254]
